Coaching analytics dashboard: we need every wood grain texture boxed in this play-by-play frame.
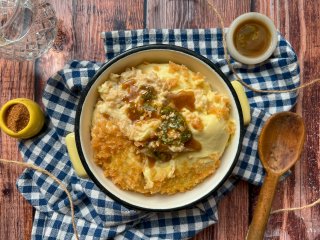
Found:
[1,0,320,239]
[0,61,35,240]
[147,0,251,28]
[146,1,251,239]
[35,0,145,102]
[193,181,249,240]
[251,0,320,239]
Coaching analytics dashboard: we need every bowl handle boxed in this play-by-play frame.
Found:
[66,133,88,178]
[231,81,251,126]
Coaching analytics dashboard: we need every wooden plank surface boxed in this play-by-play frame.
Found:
[0,61,35,240]
[36,0,145,102]
[0,0,319,239]
[251,1,320,239]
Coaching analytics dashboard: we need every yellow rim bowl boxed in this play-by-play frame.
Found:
[0,98,45,139]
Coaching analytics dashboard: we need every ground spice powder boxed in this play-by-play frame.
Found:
[5,103,30,132]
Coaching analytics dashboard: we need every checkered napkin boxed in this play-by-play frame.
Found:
[16,29,299,240]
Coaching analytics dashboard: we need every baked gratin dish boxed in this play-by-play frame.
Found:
[91,61,235,195]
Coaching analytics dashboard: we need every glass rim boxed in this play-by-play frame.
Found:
[0,0,22,30]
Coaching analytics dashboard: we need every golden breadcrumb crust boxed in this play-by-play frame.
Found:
[91,112,220,195]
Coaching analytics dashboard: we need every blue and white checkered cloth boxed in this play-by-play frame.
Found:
[16,29,299,239]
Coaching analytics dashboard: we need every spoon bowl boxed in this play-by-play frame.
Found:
[247,111,305,240]
[259,111,306,174]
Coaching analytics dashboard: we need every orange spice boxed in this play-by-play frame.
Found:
[5,103,30,132]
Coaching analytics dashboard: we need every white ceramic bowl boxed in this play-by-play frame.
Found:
[226,12,278,65]
[75,45,244,211]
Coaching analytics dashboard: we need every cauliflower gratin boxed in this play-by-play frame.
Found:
[91,61,235,195]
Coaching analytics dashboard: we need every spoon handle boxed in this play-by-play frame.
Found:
[246,173,280,240]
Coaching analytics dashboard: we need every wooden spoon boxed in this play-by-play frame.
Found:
[246,112,306,240]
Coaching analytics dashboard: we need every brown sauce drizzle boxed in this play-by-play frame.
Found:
[148,157,156,168]
[121,79,136,89]
[167,91,195,111]
[126,104,142,121]
[122,86,139,102]
[184,138,202,151]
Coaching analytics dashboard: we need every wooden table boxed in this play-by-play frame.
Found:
[0,0,319,239]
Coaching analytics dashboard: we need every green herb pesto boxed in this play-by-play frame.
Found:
[141,85,156,101]
[142,103,157,112]
[158,106,192,146]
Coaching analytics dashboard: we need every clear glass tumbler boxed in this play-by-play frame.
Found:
[0,0,57,60]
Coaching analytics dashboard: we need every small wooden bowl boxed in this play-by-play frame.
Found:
[0,98,45,139]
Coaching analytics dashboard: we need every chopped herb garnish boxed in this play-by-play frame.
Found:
[158,106,192,146]
[140,85,156,101]
[143,103,157,112]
